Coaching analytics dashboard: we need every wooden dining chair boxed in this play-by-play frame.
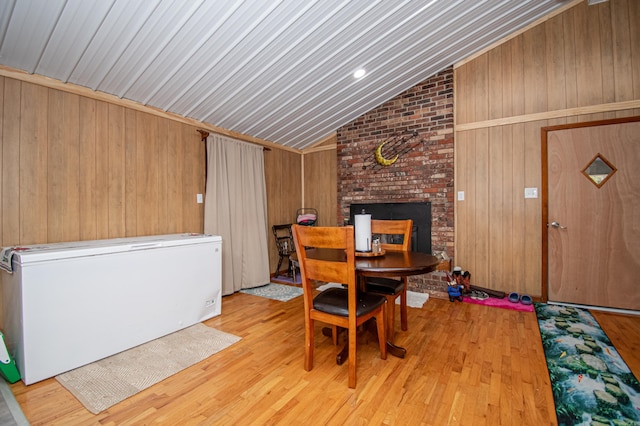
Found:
[364,219,413,340]
[291,224,387,389]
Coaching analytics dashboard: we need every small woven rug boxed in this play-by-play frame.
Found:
[56,324,241,414]
[240,283,303,302]
[403,291,429,308]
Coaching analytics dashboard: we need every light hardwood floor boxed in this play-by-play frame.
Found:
[9,291,640,425]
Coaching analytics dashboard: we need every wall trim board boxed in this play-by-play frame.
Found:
[455,100,640,132]
[0,65,299,154]
[302,144,336,154]
[302,132,337,153]
[301,154,305,210]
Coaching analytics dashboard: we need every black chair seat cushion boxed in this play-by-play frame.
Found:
[313,288,386,317]
[365,277,404,295]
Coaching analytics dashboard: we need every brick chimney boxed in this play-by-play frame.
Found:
[336,66,454,296]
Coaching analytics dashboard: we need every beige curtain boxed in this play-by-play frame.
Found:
[204,134,270,295]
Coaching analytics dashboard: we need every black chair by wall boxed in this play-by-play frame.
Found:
[272,224,296,278]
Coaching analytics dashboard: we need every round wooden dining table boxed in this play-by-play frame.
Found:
[292,249,439,360]
[354,250,439,278]
[292,249,438,277]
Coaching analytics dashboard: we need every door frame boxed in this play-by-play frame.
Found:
[540,115,640,303]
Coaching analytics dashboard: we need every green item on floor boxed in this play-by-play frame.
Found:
[0,332,20,384]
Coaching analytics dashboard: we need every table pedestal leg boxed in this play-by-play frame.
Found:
[322,322,406,364]
[386,341,406,358]
[365,320,406,358]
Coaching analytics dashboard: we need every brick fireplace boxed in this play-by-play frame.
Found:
[336,67,454,297]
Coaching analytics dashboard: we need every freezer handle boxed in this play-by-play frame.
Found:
[130,243,163,250]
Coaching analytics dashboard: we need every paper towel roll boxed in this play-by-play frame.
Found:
[354,213,372,252]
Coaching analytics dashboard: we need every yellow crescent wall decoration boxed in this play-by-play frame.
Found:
[362,130,421,170]
[374,141,399,166]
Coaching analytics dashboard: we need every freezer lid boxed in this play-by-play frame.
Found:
[11,233,222,264]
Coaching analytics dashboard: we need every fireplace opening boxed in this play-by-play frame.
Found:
[348,202,432,254]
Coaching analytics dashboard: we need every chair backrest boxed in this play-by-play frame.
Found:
[272,224,295,254]
[291,225,356,305]
[371,219,413,253]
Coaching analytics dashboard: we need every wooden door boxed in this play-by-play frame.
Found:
[543,118,640,311]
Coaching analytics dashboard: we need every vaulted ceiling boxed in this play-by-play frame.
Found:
[0,0,574,150]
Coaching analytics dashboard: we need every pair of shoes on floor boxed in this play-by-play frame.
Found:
[449,295,464,302]
[470,290,489,300]
[508,292,532,305]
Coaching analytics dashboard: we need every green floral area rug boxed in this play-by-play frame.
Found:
[240,283,303,302]
[535,303,640,426]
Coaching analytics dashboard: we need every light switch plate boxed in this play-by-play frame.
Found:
[196,194,203,203]
[524,187,538,198]
[457,191,465,201]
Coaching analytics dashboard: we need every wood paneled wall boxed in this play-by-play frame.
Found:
[303,136,337,227]
[264,147,302,273]
[0,77,205,247]
[454,0,640,297]
[263,137,337,275]
[0,73,313,282]
[263,142,339,275]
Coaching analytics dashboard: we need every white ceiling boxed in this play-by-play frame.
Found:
[0,0,573,150]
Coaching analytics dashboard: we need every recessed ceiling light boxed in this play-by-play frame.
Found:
[353,69,366,79]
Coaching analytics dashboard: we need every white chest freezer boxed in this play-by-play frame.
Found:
[0,233,222,385]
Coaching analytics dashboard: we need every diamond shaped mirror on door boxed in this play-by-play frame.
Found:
[581,153,616,188]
